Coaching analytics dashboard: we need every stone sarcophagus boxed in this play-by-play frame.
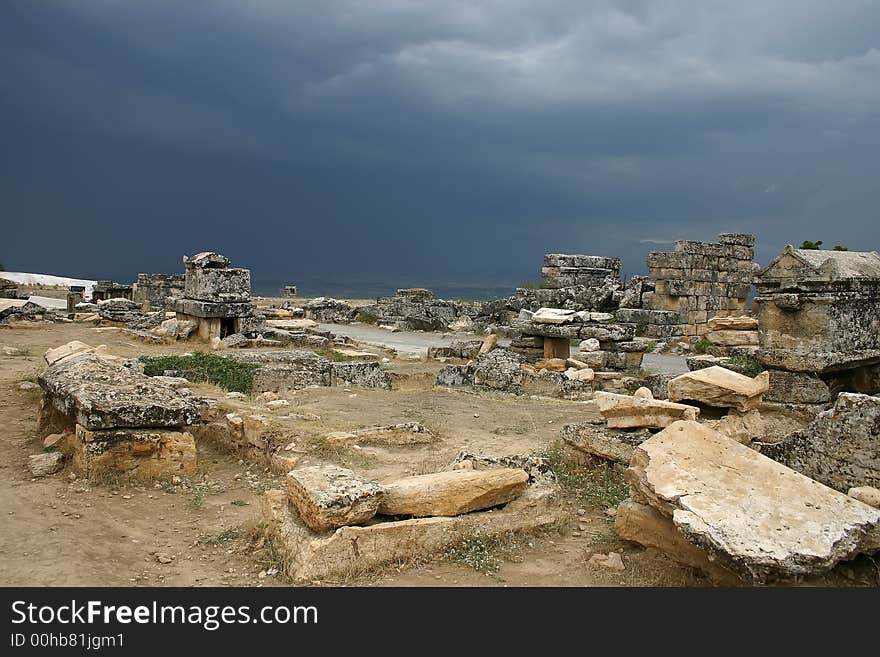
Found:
[753,246,880,373]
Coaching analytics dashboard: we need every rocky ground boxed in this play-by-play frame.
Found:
[1,321,874,587]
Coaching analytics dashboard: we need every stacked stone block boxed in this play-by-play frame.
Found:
[133,273,185,310]
[541,254,621,289]
[639,233,758,337]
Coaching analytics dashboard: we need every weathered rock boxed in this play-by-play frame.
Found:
[28,452,64,477]
[19,381,39,391]
[73,425,196,481]
[644,373,676,400]
[435,364,475,387]
[473,349,524,392]
[627,420,880,583]
[285,465,384,532]
[707,315,758,331]
[478,334,498,355]
[587,551,625,571]
[330,361,392,390]
[378,468,529,517]
[564,367,595,382]
[759,393,880,492]
[572,350,606,370]
[151,318,198,340]
[38,353,202,432]
[579,338,601,352]
[848,486,880,509]
[428,339,483,360]
[448,451,556,485]
[593,389,699,429]
[562,421,652,463]
[668,366,769,411]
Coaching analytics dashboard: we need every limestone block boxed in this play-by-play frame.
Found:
[285,465,384,532]
[668,366,769,411]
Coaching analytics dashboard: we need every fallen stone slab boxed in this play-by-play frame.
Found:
[38,353,202,432]
[614,500,742,584]
[262,484,563,583]
[73,425,196,481]
[564,367,595,382]
[377,468,529,517]
[285,465,384,532]
[628,420,880,583]
[668,366,769,412]
[562,421,652,464]
[28,452,64,477]
[326,422,436,447]
[758,393,880,492]
[266,318,319,330]
[707,316,758,331]
[594,388,699,429]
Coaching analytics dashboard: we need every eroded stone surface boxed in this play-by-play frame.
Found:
[285,465,383,532]
[73,425,196,481]
[628,420,880,582]
[562,421,652,463]
[38,353,201,432]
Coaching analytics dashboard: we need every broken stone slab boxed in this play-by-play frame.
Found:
[562,421,652,464]
[627,420,880,583]
[849,486,880,509]
[377,468,529,517]
[262,483,563,583]
[532,307,579,324]
[758,393,880,492]
[28,452,64,477]
[707,315,758,331]
[326,423,436,447]
[686,354,724,371]
[614,500,742,584]
[668,366,769,412]
[572,350,606,370]
[593,388,699,429]
[579,338,600,352]
[73,425,196,481]
[285,465,384,532]
[706,330,759,347]
[38,353,202,432]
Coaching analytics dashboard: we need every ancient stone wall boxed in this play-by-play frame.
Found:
[638,233,758,337]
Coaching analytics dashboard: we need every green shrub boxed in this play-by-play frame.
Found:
[140,353,259,393]
[693,337,713,354]
[537,442,629,509]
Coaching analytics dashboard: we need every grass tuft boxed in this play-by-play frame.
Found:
[537,442,629,508]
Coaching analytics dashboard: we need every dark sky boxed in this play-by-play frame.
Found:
[2,1,879,295]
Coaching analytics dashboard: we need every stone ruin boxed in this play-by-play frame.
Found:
[623,233,759,338]
[172,252,259,342]
[261,459,564,582]
[91,280,133,302]
[35,343,201,482]
[0,277,17,299]
[132,273,185,310]
[281,285,298,297]
[358,288,461,331]
[753,246,880,396]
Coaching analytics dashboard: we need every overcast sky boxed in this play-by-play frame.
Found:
[2,1,878,294]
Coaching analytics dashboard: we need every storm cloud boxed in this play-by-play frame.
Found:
[2,1,878,295]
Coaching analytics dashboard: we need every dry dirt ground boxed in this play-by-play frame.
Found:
[1,320,874,588]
